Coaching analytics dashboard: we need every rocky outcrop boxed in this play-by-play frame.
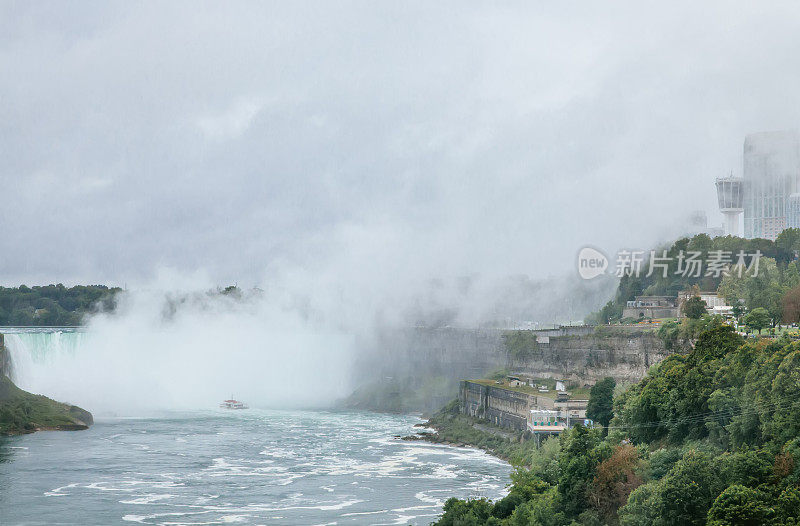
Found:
[0,332,93,435]
[509,328,669,385]
[347,325,672,412]
[0,375,93,434]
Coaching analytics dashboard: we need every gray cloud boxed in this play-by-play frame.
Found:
[2,1,800,308]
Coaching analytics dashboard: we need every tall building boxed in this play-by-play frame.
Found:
[788,193,800,229]
[742,131,800,240]
[715,176,743,236]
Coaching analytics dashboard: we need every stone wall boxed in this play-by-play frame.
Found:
[621,306,679,319]
[460,380,537,431]
[510,328,669,385]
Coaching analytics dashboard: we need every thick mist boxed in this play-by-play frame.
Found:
[8,286,355,414]
[5,2,800,288]
[4,5,800,403]
[4,266,616,415]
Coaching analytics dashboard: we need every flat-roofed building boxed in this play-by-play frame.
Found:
[622,296,678,319]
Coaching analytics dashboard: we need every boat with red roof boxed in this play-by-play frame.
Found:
[219,397,249,409]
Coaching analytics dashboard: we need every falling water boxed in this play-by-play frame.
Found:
[0,287,358,415]
[4,329,85,393]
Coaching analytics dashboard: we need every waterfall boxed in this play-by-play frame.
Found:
[0,308,355,415]
[4,330,86,393]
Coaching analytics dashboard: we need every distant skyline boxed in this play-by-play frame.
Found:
[3,2,800,291]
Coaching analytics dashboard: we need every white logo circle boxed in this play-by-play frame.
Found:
[577,247,608,280]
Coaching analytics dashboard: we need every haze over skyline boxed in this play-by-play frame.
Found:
[3,2,800,290]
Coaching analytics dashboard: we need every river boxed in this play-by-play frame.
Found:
[0,330,511,525]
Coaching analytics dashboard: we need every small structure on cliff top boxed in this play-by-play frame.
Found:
[506,376,524,387]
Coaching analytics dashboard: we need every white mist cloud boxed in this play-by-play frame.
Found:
[8,288,355,413]
[3,2,800,291]
[196,97,269,141]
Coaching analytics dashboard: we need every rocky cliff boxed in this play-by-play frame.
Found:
[0,332,93,435]
[346,325,672,412]
[509,327,669,385]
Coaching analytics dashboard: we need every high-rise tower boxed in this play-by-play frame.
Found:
[742,131,800,240]
[716,176,743,236]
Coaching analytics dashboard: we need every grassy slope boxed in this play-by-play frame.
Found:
[0,375,93,434]
[470,378,591,400]
[417,399,541,465]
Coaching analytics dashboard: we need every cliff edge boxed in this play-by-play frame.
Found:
[0,334,92,435]
[0,375,93,434]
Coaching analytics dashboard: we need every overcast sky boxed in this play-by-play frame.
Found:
[3,2,800,291]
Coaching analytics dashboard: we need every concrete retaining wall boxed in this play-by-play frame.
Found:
[460,380,537,431]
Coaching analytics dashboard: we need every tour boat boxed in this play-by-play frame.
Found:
[219,398,249,410]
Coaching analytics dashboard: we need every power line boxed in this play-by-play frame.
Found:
[606,392,800,431]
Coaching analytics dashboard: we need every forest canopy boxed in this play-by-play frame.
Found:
[0,284,121,326]
[589,229,800,326]
[434,324,800,525]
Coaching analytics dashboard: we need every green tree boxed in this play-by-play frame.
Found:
[775,227,800,264]
[587,377,616,430]
[652,451,723,526]
[744,258,784,325]
[743,307,770,334]
[682,296,708,319]
[782,284,800,325]
[619,482,659,526]
[436,497,494,525]
[558,425,604,517]
[706,485,772,526]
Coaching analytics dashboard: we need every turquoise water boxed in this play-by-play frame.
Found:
[0,409,510,525]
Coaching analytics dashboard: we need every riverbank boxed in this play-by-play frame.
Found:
[404,399,539,465]
[0,375,93,435]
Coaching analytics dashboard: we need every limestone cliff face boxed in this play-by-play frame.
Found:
[367,325,668,386]
[509,330,669,384]
[348,325,672,412]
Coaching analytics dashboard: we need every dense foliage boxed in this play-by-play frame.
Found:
[0,284,121,326]
[433,324,800,525]
[0,375,92,434]
[586,377,615,430]
[588,230,800,325]
[656,316,711,350]
[682,296,708,319]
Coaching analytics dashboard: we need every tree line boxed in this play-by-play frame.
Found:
[434,324,800,525]
[589,229,800,328]
[0,284,121,326]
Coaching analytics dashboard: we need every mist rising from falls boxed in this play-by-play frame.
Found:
[5,330,85,392]
[4,289,356,415]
